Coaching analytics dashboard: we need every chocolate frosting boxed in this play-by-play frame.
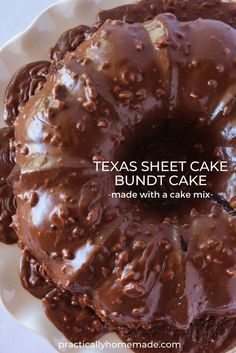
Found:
[50,25,95,61]
[4,61,51,126]
[1,1,236,352]
[19,249,236,353]
[98,0,236,27]
[43,288,108,343]
[0,128,17,244]
[20,249,55,299]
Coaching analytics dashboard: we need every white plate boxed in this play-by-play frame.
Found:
[0,0,235,352]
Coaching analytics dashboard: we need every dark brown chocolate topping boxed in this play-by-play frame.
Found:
[0,128,17,244]
[120,316,236,353]
[20,250,54,298]
[4,61,51,126]
[2,0,236,352]
[20,249,108,342]
[50,25,94,61]
[44,288,108,343]
[20,249,236,353]
[98,0,236,28]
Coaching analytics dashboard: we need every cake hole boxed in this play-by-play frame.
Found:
[119,119,221,217]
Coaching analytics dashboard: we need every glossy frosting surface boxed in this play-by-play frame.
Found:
[1,1,236,352]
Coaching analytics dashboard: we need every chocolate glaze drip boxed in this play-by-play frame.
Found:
[119,316,236,353]
[98,0,236,28]
[50,25,95,61]
[20,250,54,299]
[4,61,51,126]
[20,249,236,353]
[1,0,236,352]
[0,128,17,244]
[43,289,108,343]
[20,250,108,342]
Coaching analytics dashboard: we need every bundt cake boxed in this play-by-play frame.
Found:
[0,1,236,352]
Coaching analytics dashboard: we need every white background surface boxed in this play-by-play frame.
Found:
[0,2,58,352]
[0,0,56,47]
